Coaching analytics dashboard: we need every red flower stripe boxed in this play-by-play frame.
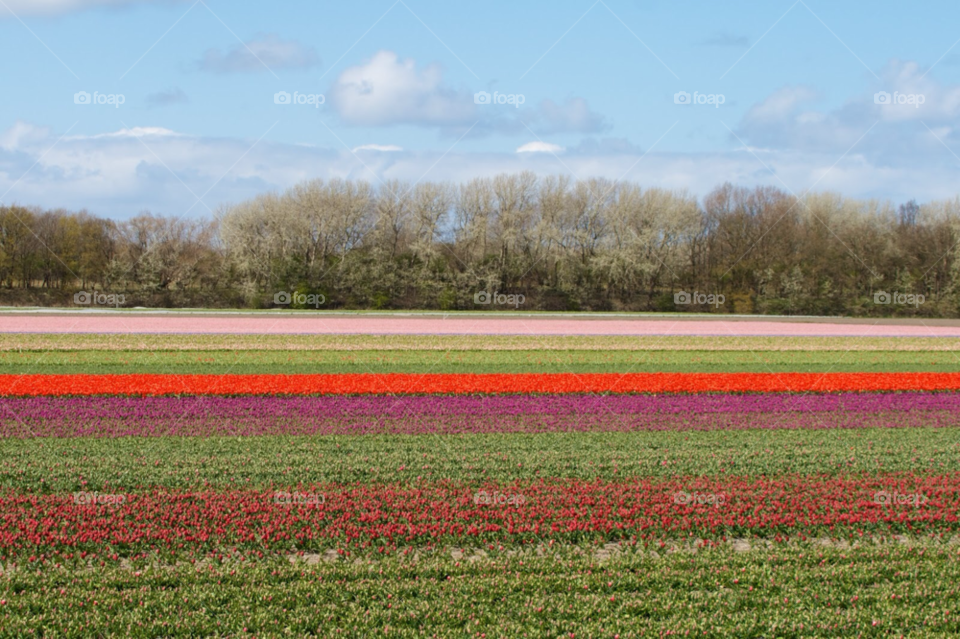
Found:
[1,475,958,557]
[2,372,960,395]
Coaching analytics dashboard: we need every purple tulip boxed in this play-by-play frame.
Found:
[1,392,958,438]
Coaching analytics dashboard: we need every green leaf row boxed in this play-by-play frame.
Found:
[2,544,959,637]
[2,348,960,374]
[3,429,959,491]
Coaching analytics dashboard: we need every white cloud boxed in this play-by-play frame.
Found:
[516,141,564,154]
[0,121,50,151]
[199,33,320,73]
[70,127,181,139]
[352,144,403,152]
[744,86,820,123]
[3,121,953,220]
[735,60,960,166]
[329,50,475,127]
[328,51,607,137]
[873,60,960,123]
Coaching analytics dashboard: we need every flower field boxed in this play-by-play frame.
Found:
[5,372,960,395]
[8,314,960,336]
[3,393,960,437]
[1,316,960,637]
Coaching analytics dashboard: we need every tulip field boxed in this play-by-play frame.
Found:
[2,315,960,637]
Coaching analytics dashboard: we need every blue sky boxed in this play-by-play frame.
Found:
[2,0,960,218]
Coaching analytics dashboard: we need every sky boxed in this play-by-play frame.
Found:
[2,0,960,218]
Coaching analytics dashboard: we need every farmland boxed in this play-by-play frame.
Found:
[1,316,959,637]
[3,347,960,373]
[5,546,960,637]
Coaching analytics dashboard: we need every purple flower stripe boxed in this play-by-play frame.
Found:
[0,393,958,438]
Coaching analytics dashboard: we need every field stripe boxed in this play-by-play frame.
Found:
[3,474,958,554]
[3,315,960,336]
[4,372,960,394]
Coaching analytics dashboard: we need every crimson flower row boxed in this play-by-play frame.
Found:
[2,474,959,560]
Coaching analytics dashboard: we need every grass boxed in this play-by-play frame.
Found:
[2,544,959,637]
[3,429,959,491]
[0,348,960,374]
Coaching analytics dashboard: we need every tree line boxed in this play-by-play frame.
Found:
[2,172,958,316]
